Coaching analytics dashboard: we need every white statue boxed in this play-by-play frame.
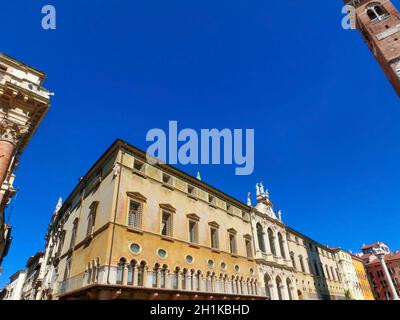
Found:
[278,210,282,222]
[55,197,63,213]
[260,182,265,195]
[113,163,120,177]
[247,192,252,206]
[255,183,260,197]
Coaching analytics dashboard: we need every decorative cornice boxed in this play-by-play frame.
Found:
[159,203,176,213]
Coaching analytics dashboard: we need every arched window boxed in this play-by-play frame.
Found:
[137,261,146,286]
[127,260,137,285]
[70,219,79,249]
[57,231,66,257]
[152,263,160,288]
[268,228,276,256]
[86,201,98,236]
[196,271,201,291]
[172,267,179,290]
[211,272,216,293]
[116,258,126,285]
[264,274,272,299]
[331,266,336,281]
[325,265,331,280]
[367,9,377,20]
[299,255,305,273]
[182,268,188,290]
[276,276,284,300]
[160,265,168,288]
[290,252,296,270]
[286,278,293,300]
[257,224,266,253]
[367,3,389,21]
[278,233,286,259]
[221,274,226,293]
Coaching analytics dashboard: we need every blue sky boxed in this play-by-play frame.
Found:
[1,0,399,286]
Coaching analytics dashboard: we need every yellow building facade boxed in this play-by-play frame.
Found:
[352,255,375,300]
[52,140,261,300]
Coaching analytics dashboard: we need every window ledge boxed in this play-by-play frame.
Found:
[161,183,174,190]
[187,194,198,201]
[126,226,143,235]
[160,235,174,242]
[132,169,147,178]
[189,244,200,249]
[230,254,239,258]
[209,204,218,209]
[211,249,221,254]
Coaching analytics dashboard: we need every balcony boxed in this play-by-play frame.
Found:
[55,265,267,299]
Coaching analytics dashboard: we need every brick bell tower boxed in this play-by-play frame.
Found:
[345,0,400,97]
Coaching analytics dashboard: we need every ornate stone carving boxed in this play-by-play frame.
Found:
[0,117,29,145]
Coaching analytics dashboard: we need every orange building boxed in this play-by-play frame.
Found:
[352,255,374,300]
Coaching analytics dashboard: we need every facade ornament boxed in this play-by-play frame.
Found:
[55,197,62,213]
[112,163,121,178]
[247,192,252,206]
[255,183,260,197]
[278,210,282,222]
[0,117,29,146]
[259,182,265,195]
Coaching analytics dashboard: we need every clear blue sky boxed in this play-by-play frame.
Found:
[1,0,399,287]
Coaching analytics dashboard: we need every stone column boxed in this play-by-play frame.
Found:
[0,119,27,202]
[0,140,14,188]
[376,252,399,300]
[0,118,28,185]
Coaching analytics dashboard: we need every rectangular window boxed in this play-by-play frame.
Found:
[86,203,98,237]
[70,220,78,249]
[229,233,237,254]
[187,185,196,196]
[161,211,173,237]
[57,232,65,257]
[208,195,216,205]
[245,239,253,258]
[210,227,219,249]
[133,160,145,172]
[128,200,142,228]
[189,220,198,243]
[226,204,232,213]
[64,257,72,281]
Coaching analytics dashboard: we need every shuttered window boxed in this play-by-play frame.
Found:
[189,220,198,243]
[128,200,142,229]
[161,211,173,237]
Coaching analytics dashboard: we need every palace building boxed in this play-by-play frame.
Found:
[0,54,51,267]
[10,139,363,300]
[345,0,400,96]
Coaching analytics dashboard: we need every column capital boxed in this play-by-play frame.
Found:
[0,117,29,146]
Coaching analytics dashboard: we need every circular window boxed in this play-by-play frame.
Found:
[130,243,141,254]
[186,255,194,264]
[220,262,226,270]
[208,259,215,267]
[234,265,240,272]
[157,248,167,259]
[249,268,254,275]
